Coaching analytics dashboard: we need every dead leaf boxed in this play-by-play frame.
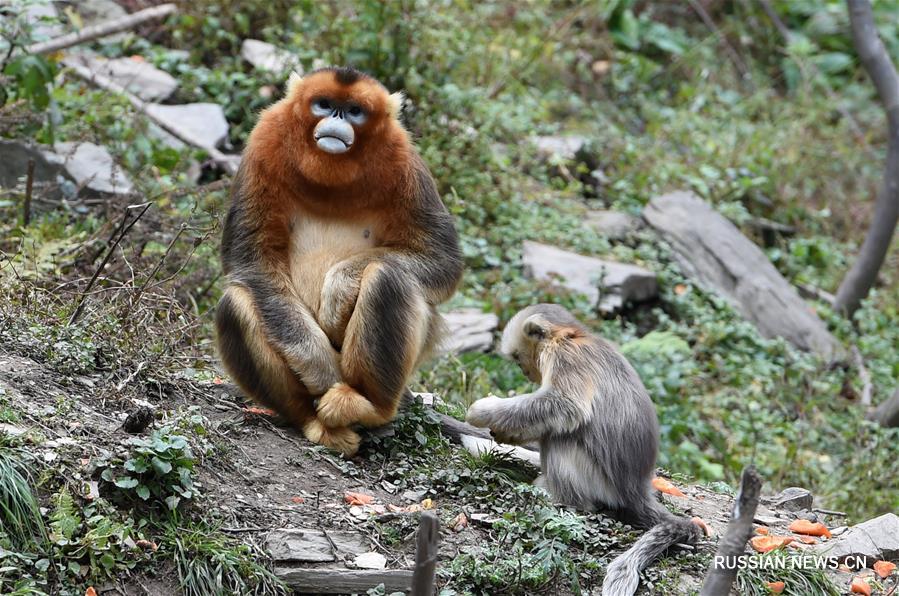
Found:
[450,512,468,532]
[850,577,871,595]
[788,519,832,538]
[591,60,612,77]
[765,581,785,593]
[344,491,374,506]
[750,535,794,553]
[874,560,897,579]
[135,539,158,551]
[421,498,434,510]
[652,477,686,498]
[674,284,688,295]
[243,406,276,416]
[755,527,769,535]
[387,504,405,513]
[291,496,305,504]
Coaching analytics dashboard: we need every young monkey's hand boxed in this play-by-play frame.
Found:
[466,395,504,428]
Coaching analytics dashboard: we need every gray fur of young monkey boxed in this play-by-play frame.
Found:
[466,304,702,596]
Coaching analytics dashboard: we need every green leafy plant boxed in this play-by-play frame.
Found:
[0,448,46,552]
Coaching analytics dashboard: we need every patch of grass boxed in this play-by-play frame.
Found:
[735,552,841,596]
[0,448,46,552]
[163,518,287,596]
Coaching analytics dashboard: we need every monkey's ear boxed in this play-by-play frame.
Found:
[286,71,304,96]
[523,316,548,340]
[387,91,405,119]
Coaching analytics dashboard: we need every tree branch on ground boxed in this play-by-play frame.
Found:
[833,0,899,316]
[867,387,899,427]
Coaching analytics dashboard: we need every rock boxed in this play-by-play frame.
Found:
[264,529,369,563]
[530,135,589,162]
[75,0,127,25]
[0,139,68,202]
[46,142,133,196]
[69,54,178,101]
[273,568,412,594]
[241,39,299,74]
[353,552,387,570]
[24,2,64,41]
[643,191,842,360]
[145,103,229,149]
[810,513,899,564]
[0,423,26,437]
[769,487,814,512]
[585,210,641,240]
[522,240,658,313]
[441,309,498,353]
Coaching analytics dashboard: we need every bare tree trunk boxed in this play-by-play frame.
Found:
[834,0,899,316]
[700,466,763,596]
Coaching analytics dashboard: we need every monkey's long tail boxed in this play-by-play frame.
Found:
[601,516,700,596]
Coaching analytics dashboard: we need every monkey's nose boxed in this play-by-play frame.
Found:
[314,117,354,154]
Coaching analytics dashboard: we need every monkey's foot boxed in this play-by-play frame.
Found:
[317,382,389,428]
[302,418,361,456]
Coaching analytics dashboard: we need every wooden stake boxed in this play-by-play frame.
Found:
[411,512,439,596]
[23,158,34,226]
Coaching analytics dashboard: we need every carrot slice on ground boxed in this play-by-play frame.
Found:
[796,536,818,545]
[755,527,770,535]
[788,519,832,538]
[850,577,871,595]
[750,535,794,553]
[765,581,785,593]
[243,406,276,416]
[652,477,686,497]
[344,491,374,505]
[874,560,897,579]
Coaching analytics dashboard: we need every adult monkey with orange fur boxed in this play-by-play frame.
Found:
[216,67,462,456]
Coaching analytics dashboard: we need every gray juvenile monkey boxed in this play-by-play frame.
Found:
[466,304,703,596]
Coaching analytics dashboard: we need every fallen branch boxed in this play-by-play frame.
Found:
[867,387,899,428]
[63,59,239,174]
[700,465,763,596]
[851,345,873,406]
[27,4,177,55]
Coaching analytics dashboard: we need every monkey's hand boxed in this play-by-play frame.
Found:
[465,396,504,428]
[319,261,363,348]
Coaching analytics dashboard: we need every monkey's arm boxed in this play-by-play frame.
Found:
[466,390,587,444]
[222,193,342,395]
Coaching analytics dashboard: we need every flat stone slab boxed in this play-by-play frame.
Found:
[265,528,369,563]
[0,139,67,201]
[273,567,412,594]
[810,513,899,564]
[643,191,842,359]
[522,240,658,313]
[585,210,641,240]
[241,39,299,74]
[145,103,229,149]
[530,135,589,161]
[46,142,133,196]
[70,54,178,101]
[441,309,499,353]
[353,552,387,570]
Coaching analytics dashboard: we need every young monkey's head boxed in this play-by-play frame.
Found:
[501,304,587,383]
[254,67,409,187]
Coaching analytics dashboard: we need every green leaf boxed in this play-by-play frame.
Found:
[114,476,139,489]
[124,458,149,473]
[136,485,150,500]
[165,495,181,510]
[151,456,173,475]
[99,553,116,569]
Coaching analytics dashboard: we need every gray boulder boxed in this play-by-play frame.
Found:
[810,513,899,564]
[441,309,499,353]
[145,103,229,150]
[265,529,369,563]
[241,39,299,75]
[0,140,67,202]
[522,241,658,313]
[768,487,814,512]
[643,191,842,360]
[70,54,178,101]
[46,142,133,196]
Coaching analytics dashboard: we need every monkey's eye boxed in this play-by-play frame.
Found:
[311,98,333,117]
[345,104,367,125]
[347,105,363,117]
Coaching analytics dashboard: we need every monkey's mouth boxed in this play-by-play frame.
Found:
[315,135,352,154]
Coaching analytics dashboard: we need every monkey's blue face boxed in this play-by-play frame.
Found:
[311,97,368,154]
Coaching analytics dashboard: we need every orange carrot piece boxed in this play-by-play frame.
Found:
[874,560,897,579]
[765,581,785,593]
[652,477,686,498]
[850,577,871,595]
[750,535,794,553]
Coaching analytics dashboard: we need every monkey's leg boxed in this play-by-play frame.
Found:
[216,285,361,456]
[316,262,430,428]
